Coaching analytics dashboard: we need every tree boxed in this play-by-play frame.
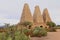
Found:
[46,22,56,32]
[46,22,56,28]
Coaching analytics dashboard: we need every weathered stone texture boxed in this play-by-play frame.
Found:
[33,6,44,24]
[20,3,33,23]
[43,8,51,23]
[33,6,48,28]
[19,4,52,28]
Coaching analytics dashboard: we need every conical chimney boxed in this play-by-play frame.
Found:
[20,3,33,23]
[33,6,44,24]
[43,8,51,23]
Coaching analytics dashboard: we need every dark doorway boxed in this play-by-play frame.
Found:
[40,25,43,28]
[28,25,31,29]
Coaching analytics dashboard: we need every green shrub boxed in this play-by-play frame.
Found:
[7,36,12,40]
[14,30,30,40]
[46,22,56,32]
[0,25,30,40]
[46,22,56,28]
[0,32,12,40]
[39,28,47,36]
[19,33,30,40]
[32,29,41,37]
[15,30,21,40]
[0,33,3,40]
[32,27,47,37]
[23,28,32,36]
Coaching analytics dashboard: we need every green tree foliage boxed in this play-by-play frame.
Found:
[47,22,56,28]
[46,22,56,32]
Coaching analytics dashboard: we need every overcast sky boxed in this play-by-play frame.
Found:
[0,0,60,26]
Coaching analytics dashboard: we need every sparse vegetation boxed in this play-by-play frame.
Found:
[0,22,48,40]
[54,25,60,29]
[31,27,47,37]
[0,24,30,40]
[46,22,56,32]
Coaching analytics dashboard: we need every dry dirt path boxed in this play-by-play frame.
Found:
[31,29,60,40]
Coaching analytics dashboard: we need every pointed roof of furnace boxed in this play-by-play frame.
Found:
[33,6,44,23]
[43,8,51,23]
[20,3,33,23]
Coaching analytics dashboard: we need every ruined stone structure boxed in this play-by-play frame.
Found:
[33,6,44,24]
[43,8,51,23]
[20,3,33,23]
[33,6,47,27]
[19,3,52,28]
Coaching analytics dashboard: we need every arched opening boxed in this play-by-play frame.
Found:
[45,27,47,29]
[40,25,43,28]
[28,25,31,29]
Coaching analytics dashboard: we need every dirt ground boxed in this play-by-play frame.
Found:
[31,29,60,40]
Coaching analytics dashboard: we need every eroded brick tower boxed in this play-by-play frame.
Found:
[20,3,33,23]
[43,8,51,23]
[33,6,47,28]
